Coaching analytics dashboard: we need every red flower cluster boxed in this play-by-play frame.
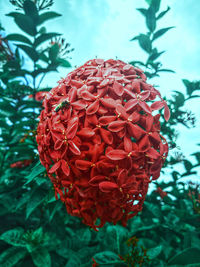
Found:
[10,159,32,168]
[36,59,169,230]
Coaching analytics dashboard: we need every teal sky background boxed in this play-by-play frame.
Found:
[0,0,199,183]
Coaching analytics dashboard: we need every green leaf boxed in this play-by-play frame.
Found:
[148,49,165,61]
[0,247,27,267]
[31,248,51,267]
[34,33,61,47]
[25,161,46,184]
[148,245,163,259]
[182,79,200,96]
[192,152,200,164]
[173,91,185,107]
[56,58,71,68]
[183,160,193,172]
[17,44,39,61]
[93,251,123,265]
[134,34,152,53]
[26,187,46,219]
[150,0,161,13]
[168,248,200,265]
[65,253,82,267]
[152,27,174,41]
[157,68,175,73]
[157,6,170,20]
[0,228,25,247]
[146,7,156,32]
[144,202,162,218]
[136,8,148,17]
[23,0,39,25]
[49,43,60,61]
[39,11,61,25]
[6,34,32,45]
[7,12,37,36]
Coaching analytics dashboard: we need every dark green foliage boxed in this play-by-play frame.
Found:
[0,0,199,266]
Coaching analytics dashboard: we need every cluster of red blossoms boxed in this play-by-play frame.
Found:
[36,59,170,230]
[10,159,32,168]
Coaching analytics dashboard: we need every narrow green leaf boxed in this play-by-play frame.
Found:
[25,161,45,185]
[0,228,25,247]
[34,33,61,47]
[157,68,175,73]
[146,7,156,32]
[26,187,46,219]
[31,248,51,267]
[157,6,170,20]
[0,247,27,267]
[17,44,39,61]
[39,11,61,25]
[6,33,32,45]
[168,248,200,265]
[152,27,174,41]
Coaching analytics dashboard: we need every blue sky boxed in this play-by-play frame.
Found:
[0,0,199,183]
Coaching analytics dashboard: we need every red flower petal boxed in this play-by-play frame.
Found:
[77,128,95,138]
[68,140,81,155]
[61,159,70,176]
[108,120,126,132]
[49,161,61,173]
[106,149,127,160]
[164,103,170,121]
[66,122,78,139]
[99,116,116,126]
[151,101,165,111]
[124,135,132,152]
[99,181,118,192]
[140,90,150,101]
[71,100,87,110]
[89,175,105,186]
[113,81,124,96]
[54,139,63,150]
[81,90,96,101]
[86,100,99,115]
[125,99,138,112]
[116,104,128,120]
[75,160,92,170]
[138,135,150,152]
[146,148,160,159]
[100,128,113,145]
[128,123,145,139]
[100,98,116,108]
[138,101,152,114]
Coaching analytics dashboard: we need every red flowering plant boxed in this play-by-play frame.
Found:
[36,58,170,230]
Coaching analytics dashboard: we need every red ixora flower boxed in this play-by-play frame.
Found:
[36,59,170,231]
[10,159,32,168]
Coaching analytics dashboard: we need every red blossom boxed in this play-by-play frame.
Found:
[36,59,169,230]
[10,159,32,168]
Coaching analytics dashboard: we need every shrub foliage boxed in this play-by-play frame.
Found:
[0,0,199,266]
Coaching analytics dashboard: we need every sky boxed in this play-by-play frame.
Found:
[0,0,199,183]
